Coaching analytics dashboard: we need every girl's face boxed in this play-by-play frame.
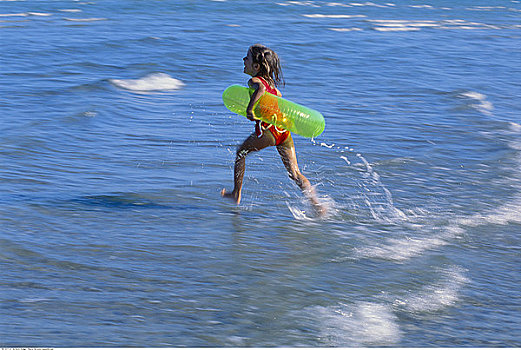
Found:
[243,50,259,76]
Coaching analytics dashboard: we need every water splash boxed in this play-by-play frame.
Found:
[311,139,408,223]
[353,153,407,222]
[286,191,337,221]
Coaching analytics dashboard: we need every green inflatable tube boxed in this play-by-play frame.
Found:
[222,85,325,138]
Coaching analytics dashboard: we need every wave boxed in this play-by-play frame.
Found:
[354,120,521,262]
[299,266,468,345]
[409,4,434,9]
[367,19,501,31]
[64,17,108,22]
[279,1,394,7]
[27,12,52,16]
[109,73,185,92]
[368,19,439,27]
[467,6,509,11]
[328,27,363,32]
[276,1,321,7]
[353,229,457,262]
[374,26,420,32]
[458,195,521,227]
[301,302,401,346]
[458,91,494,116]
[393,266,469,313]
[0,13,28,17]
[303,14,366,18]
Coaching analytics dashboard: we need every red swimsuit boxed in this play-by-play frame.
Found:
[254,77,290,146]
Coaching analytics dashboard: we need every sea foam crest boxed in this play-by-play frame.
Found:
[394,266,469,313]
[509,122,521,133]
[367,19,501,32]
[303,14,366,18]
[459,91,494,115]
[110,73,185,92]
[306,302,401,346]
[353,229,457,262]
[64,17,107,22]
[458,197,521,226]
[277,1,320,7]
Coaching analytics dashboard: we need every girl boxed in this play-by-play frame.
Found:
[221,44,325,215]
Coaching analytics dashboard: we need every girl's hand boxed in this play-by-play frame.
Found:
[246,78,265,121]
[246,109,256,121]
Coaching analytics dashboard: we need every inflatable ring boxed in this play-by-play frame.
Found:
[222,85,325,138]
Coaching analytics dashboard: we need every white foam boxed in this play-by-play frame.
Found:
[368,19,439,32]
[394,266,469,313]
[482,202,521,224]
[509,122,521,132]
[468,6,507,10]
[64,17,107,22]
[458,197,521,226]
[328,27,363,32]
[369,20,439,27]
[27,12,52,16]
[326,2,352,7]
[0,13,27,17]
[277,1,320,7]
[374,26,420,31]
[368,19,501,31]
[20,297,52,303]
[460,91,486,100]
[350,2,390,7]
[459,91,494,115]
[110,73,185,92]
[409,4,434,9]
[354,231,454,261]
[303,14,366,18]
[446,25,485,29]
[441,19,500,30]
[59,9,82,13]
[308,302,401,346]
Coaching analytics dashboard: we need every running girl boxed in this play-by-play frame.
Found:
[221,44,324,215]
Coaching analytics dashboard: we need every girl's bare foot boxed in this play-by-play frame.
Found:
[221,188,241,204]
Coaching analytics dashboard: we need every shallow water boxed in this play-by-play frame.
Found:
[1,0,520,347]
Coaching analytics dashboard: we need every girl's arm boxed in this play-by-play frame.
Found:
[246,78,266,121]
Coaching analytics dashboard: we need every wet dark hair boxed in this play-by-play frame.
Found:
[249,44,285,88]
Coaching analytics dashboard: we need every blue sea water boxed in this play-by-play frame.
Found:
[1,0,520,347]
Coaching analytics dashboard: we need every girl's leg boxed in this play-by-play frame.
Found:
[276,135,325,215]
[221,131,275,204]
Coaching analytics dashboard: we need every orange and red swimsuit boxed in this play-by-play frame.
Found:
[254,77,290,146]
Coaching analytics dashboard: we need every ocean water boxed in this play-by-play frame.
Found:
[1,0,520,347]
